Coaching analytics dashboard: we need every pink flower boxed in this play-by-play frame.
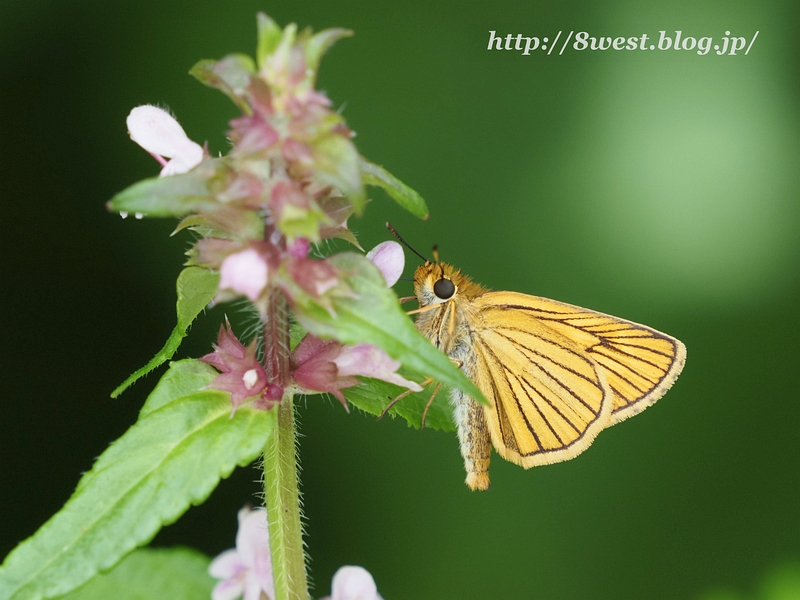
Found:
[229,113,280,155]
[192,238,242,269]
[209,507,275,600]
[292,334,422,407]
[126,105,204,176]
[219,248,270,301]
[217,173,265,208]
[287,237,311,259]
[286,256,340,298]
[321,566,383,600]
[366,241,404,287]
[334,344,421,390]
[200,321,275,410]
[281,138,314,166]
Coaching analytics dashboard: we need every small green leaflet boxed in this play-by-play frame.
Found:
[106,171,217,218]
[359,156,429,220]
[343,378,456,432]
[112,267,219,397]
[189,55,255,115]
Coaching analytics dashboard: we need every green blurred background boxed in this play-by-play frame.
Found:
[2,0,799,598]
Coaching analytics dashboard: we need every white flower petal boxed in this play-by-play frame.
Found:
[126,105,195,157]
[330,566,382,600]
[242,368,259,390]
[243,574,267,600]
[366,241,404,287]
[209,549,247,578]
[210,508,274,600]
[219,249,270,301]
[160,153,204,176]
[235,508,271,571]
[252,552,276,600]
[211,576,246,600]
[126,105,203,176]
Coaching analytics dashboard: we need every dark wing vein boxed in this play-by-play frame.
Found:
[504,367,563,447]
[493,329,597,412]
[610,339,675,358]
[520,373,582,436]
[475,338,543,452]
[597,341,665,371]
[591,354,649,393]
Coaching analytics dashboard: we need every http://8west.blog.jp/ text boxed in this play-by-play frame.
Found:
[487,30,759,56]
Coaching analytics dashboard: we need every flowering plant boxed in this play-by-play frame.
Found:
[0,13,481,600]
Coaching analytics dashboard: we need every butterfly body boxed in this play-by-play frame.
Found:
[412,261,686,491]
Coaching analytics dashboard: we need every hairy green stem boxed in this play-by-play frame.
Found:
[262,288,308,600]
[264,396,308,600]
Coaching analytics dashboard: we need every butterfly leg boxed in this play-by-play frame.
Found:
[417,358,462,427]
[378,377,435,421]
[451,390,492,491]
[405,304,442,317]
[420,382,443,429]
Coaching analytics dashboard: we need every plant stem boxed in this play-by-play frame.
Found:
[262,288,308,600]
[264,395,308,600]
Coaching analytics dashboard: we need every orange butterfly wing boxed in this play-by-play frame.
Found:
[470,291,686,468]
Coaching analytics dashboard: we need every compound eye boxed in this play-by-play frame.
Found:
[433,278,455,300]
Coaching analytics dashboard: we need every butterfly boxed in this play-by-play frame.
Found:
[403,250,686,491]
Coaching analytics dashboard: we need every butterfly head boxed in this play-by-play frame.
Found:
[414,261,456,306]
[413,261,486,307]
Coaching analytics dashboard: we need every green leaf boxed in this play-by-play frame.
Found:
[57,547,213,600]
[106,172,216,218]
[359,156,429,220]
[256,12,283,69]
[303,27,353,86]
[201,206,266,243]
[343,378,456,432]
[140,359,218,417]
[0,360,272,600]
[112,267,219,397]
[292,252,486,405]
[189,55,255,115]
[172,214,213,236]
[317,196,362,249]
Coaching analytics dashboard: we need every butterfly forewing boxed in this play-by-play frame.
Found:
[585,325,685,423]
[475,291,686,430]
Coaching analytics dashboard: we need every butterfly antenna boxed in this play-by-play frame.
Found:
[432,244,440,263]
[386,223,430,263]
